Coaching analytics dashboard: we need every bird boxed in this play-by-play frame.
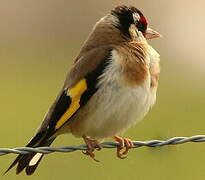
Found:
[5,5,161,175]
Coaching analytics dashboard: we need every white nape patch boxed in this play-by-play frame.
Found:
[133,13,140,22]
[29,153,42,166]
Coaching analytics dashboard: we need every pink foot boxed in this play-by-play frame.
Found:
[82,135,102,162]
[113,136,134,159]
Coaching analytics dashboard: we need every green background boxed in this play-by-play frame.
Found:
[1,0,205,180]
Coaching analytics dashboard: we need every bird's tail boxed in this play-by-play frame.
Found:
[4,132,56,176]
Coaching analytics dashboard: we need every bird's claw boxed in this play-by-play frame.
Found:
[113,136,134,159]
[82,136,101,162]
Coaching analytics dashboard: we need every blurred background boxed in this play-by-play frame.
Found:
[1,0,205,179]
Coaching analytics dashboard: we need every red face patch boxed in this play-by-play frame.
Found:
[139,16,148,26]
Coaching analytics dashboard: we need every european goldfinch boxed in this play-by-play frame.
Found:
[6,5,161,175]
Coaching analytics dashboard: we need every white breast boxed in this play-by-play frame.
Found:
[70,50,158,139]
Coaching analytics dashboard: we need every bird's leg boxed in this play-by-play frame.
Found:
[82,135,102,162]
[112,136,134,159]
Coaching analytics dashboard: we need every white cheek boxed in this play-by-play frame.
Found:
[133,13,140,22]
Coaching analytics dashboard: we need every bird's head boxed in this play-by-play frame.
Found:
[111,5,161,40]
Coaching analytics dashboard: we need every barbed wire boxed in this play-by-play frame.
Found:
[1,135,205,156]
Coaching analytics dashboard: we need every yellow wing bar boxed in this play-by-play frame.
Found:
[55,79,87,129]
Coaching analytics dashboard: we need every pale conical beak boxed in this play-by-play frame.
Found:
[144,28,162,40]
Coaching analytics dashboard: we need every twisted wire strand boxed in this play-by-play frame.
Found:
[1,135,205,156]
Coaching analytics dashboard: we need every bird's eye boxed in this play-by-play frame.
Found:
[135,19,147,33]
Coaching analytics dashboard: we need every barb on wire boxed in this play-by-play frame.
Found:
[1,135,205,156]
